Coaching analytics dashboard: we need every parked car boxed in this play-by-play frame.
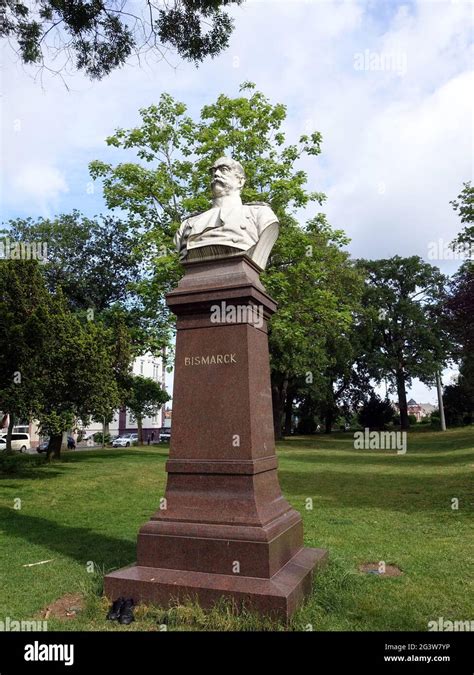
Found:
[36,439,50,453]
[158,427,171,443]
[112,433,139,448]
[36,436,76,453]
[0,432,30,453]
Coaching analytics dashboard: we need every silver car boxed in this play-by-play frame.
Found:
[112,433,139,448]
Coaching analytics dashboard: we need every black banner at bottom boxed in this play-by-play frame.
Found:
[0,630,472,674]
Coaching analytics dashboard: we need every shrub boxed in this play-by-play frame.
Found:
[0,453,45,475]
[93,432,111,444]
[430,413,440,428]
[358,394,395,429]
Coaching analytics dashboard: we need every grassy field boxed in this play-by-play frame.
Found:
[0,428,473,631]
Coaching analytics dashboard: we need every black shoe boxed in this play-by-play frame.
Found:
[119,598,135,625]
[107,596,125,621]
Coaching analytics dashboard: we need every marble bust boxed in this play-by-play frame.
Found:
[174,157,279,270]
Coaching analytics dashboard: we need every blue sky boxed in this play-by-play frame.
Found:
[2,0,472,402]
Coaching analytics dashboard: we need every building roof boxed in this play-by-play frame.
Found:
[407,398,418,406]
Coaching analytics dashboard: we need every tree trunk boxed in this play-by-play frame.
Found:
[103,419,110,446]
[272,375,288,442]
[272,385,282,440]
[324,409,334,434]
[436,371,447,431]
[137,417,143,445]
[5,414,15,453]
[284,388,294,436]
[324,378,335,434]
[396,368,409,431]
[47,434,63,461]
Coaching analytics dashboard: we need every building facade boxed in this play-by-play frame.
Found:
[83,352,170,439]
[395,398,437,422]
[1,352,171,447]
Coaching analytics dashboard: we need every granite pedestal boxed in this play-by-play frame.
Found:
[104,255,327,620]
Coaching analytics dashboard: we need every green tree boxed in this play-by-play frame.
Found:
[444,181,474,425]
[5,213,151,438]
[356,256,448,431]
[90,83,363,438]
[446,180,474,363]
[6,211,139,313]
[39,289,123,460]
[91,313,133,439]
[315,332,372,434]
[1,0,244,80]
[443,379,473,426]
[0,261,48,451]
[450,181,474,257]
[125,375,169,444]
[5,210,167,359]
[263,218,365,437]
[0,260,123,459]
[445,264,474,368]
[358,393,395,430]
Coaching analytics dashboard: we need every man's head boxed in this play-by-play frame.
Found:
[210,157,245,198]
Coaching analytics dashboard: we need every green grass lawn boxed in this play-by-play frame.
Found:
[0,428,473,631]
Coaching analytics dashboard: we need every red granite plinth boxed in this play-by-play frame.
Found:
[104,255,327,620]
[105,548,327,620]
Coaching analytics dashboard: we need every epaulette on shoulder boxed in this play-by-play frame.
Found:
[246,201,270,207]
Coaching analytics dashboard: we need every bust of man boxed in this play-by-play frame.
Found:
[174,157,279,270]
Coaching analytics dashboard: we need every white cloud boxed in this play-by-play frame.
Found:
[8,164,69,218]
[1,0,471,263]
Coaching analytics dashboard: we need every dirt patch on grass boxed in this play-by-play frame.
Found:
[40,593,85,620]
[359,562,402,577]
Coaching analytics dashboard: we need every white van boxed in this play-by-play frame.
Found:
[0,432,30,452]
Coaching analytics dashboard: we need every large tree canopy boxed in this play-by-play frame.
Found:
[356,256,449,430]
[0,260,127,459]
[0,261,48,450]
[1,0,243,80]
[6,211,138,312]
[443,181,474,425]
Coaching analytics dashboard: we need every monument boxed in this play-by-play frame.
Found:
[104,157,327,620]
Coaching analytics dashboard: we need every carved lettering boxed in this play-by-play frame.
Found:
[184,353,237,366]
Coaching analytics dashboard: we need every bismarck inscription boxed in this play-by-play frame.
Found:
[184,353,237,366]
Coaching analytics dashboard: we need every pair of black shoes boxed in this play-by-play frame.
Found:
[107,597,135,625]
